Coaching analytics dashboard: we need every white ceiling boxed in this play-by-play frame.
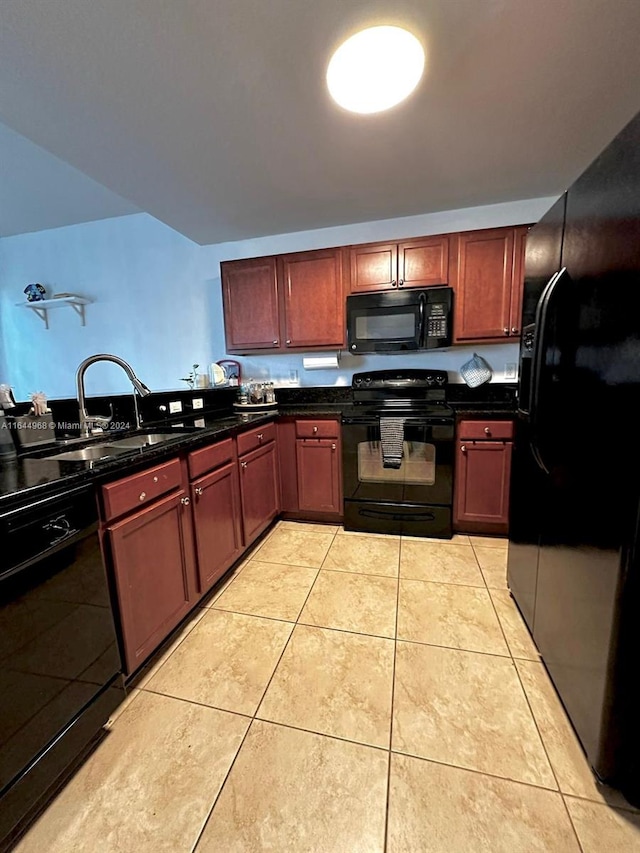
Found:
[0,122,138,237]
[1,0,640,244]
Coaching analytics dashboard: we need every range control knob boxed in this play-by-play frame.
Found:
[354,377,362,385]
[426,376,435,386]
[436,376,446,386]
[364,376,372,384]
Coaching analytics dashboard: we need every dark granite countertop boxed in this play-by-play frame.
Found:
[0,411,276,512]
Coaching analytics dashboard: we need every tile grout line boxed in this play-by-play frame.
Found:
[383,536,401,853]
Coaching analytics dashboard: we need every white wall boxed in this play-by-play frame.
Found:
[0,196,557,399]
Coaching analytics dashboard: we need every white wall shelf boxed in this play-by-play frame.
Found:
[16,296,91,329]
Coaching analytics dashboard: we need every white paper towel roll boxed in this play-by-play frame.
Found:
[302,354,340,370]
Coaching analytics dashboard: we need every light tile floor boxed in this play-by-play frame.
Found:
[14,523,640,852]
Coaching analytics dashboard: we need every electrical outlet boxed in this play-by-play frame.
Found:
[505,363,517,380]
[192,398,204,410]
[169,400,183,414]
[289,369,299,384]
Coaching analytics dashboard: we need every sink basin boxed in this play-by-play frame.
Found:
[43,444,129,462]
[109,432,183,449]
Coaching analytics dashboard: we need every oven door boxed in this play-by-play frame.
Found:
[346,292,423,353]
[342,417,454,506]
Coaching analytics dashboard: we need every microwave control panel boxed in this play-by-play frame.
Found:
[426,303,449,339]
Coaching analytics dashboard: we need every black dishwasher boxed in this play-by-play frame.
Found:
[0,484,124,849]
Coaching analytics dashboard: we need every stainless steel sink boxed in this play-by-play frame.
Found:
[43,444,129,462]
[108,433,183,449]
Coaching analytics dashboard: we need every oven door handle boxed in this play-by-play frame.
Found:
[418,292,426,346]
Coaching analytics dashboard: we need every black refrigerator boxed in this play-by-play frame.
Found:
[508,110,640,804]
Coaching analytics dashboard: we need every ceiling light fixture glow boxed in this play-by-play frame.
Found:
[327,26,425,114]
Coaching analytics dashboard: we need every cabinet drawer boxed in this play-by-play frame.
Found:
[236,422,276,456]
[188,437,233,480]
[295,419,339,439]
[458,420,514,441]
[102,458,182,521]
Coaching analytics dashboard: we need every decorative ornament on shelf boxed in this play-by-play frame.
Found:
[23,283,46,302]
[180,363,200,390]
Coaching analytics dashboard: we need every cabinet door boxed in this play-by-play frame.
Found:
[221,257,281,351]
[191,462,243,594]
[296,438,341,513]
[239,442,279,543]
[453,228,515,342]
[108,491,193,674]
[281,249,345,347]
[398,236,449,288]
[454,441,513,533]
[508,226,528,339]
[349,242,398,292]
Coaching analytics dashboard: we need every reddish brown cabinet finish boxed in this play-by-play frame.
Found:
[238,441,279,543]
[221,257,280,351]
[277,420,299,513]
[191,461,243,594]
[107,490,195,674]
[454,420,513,535]
[453,226,528,343]
[280,249,345,348]
[349,236,449,293]
[296,438,341,514]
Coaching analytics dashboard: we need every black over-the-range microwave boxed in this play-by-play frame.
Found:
[346,287,453,353]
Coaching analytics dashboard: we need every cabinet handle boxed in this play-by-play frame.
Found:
[503,327,509,335]
[461,445,467,453]
[391,279,397,287]
[257,433,264,441]
[331,443,336,450]
[511,327,519,334]
[312,426,318,433]
[273,340,279,345]
[286,339,291,345]
[153,476,158,483]
[194,487,203,496]
[484,427,491,435]
[241,461,247,469]
[181,496,190,506]
[398,279,404,287]
[139,491,147,501]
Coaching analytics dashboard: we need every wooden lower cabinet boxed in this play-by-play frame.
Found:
[238,441,279,543]
[107,489,195,674]
[454,439,513,534]
[191,461,243,593]
[296,438,341,513]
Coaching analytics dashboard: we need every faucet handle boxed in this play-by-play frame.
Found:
[88,403,114,433]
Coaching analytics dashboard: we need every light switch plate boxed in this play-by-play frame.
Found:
[192,398,204,410]
[169,400,183,414]
[505,363,517,380]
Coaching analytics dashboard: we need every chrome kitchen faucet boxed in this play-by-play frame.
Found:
[76,353,151,437]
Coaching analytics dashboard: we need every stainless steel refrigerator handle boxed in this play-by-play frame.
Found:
[530,267,567,472]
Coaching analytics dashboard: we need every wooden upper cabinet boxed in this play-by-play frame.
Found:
[281,249,345,348]
[349,243,398,292]
[398,236,449,288]
[350,236,449,293]
[453,226,527,343]
[221,257,280,352]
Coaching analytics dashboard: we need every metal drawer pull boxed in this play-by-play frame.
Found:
[194,487,203,496]
[461,445,467,453]
[273,340,278,345]
[511,327,519,334]
[181,496,190,506]
[503,327,509,335]
[332,443,336,450]
[257,433,264,441]
[484,427,491,435]
[391,279,397,287]
[153,476,158,483]
[398,279,404,287]
[312,426,318,433]
[139,491,146,501]
[241,461,248,469]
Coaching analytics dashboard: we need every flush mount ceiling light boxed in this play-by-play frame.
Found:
[327,25,425,114]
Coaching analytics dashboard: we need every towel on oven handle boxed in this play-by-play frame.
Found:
[379,417,406,469]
